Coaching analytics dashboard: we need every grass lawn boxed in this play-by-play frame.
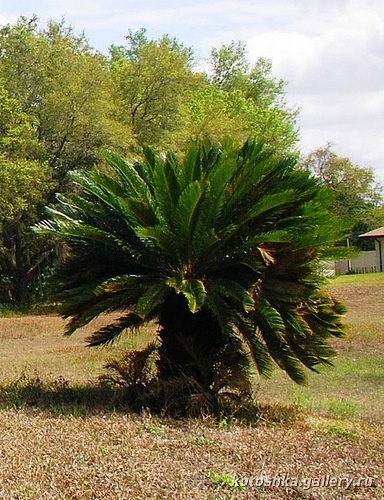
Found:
[256,273,384,423]
[0,273,383,499]
[329,271,384,286]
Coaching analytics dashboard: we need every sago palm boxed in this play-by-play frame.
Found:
[36,139,347,410]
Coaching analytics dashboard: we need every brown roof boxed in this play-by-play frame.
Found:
[359,226,384,238]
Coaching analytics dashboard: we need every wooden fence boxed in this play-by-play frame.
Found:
[334,251,377,275]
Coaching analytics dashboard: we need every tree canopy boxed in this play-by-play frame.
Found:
[302,144,384,249]
[208,41,298,154]
[0,19,301,307]
[0,17,130,305]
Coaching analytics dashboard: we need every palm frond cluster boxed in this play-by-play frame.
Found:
[36,139,347,410]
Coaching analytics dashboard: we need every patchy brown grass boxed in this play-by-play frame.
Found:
[255,281,384,424]
[0,279,383,499]
[0,409,382,499]
[0,314,154,384]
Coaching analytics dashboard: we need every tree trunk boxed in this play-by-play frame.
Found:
[156,291,226,391]
[0,221,37,308]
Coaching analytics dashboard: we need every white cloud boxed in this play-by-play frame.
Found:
[1,0,384,182]
[245,0,384,181]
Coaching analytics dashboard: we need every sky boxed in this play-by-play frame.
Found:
[1,0,384,183]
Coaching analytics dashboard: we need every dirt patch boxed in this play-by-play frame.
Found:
[329,285,384,319]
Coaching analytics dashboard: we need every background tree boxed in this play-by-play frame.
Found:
[302,143,384,249]
[109,28,196,150]
[0,17,131,305]
[0,82,51,304]
[36,140,347,415]
[208,41,299,154]
[174,83,255,147]
[0,19,302,307]
[109,32,299,156]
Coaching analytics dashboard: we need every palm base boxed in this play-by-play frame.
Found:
[157,292,226,389]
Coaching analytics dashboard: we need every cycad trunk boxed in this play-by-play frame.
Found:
[156,291,226,392]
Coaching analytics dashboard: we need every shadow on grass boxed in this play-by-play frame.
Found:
[0,373,301,425]
[0,374,119,416]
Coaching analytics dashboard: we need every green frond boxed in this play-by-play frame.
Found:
[281,311,335,370]
[242,190,297,225]
[64,289,143,335]
[204,291,237,338]
[304,294,346,339]
[103,149,152,199]
[142,145,158,174]
[190,229,220,272]
[321,244,360,261]
[212,340,253,395]
[151,152,181,223]
[86,312,145,346]
[124,198,157,227]
[136,283,170,318]
[201,143,222,176]
[235,230,292,252]
[236,254,265,275]
[209,279,254,312]
[95,275,151,295]
[261,277,312,304]
[135,224,180,261]
[254,298,307,384]
[43,219,133,252]
[181,143,202,186]
[166,277,207,313]
[232,312,274,378]
[174,180,203,244]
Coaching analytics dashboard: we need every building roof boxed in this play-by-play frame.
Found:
[359,226,384,238]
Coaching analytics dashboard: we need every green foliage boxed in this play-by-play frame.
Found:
[208,42,298,154]
[0,82,49,220]
[36,139,348,416]
[176,83,265,150]
[109,30,298,155]
[302,143,384,249]
[0,17,131,182]
[210,41,249,89]
[0,156,50,221]
[0,19,301,308]
[0,16,131,306]
[109,28,195,149]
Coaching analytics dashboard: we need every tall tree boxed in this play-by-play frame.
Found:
[0,82,51,304]
[302,144,384,249]
[0,17,130,305]
[109,28,196,150]
[208,42,298,154]
[36,139,347,415]
[109,33,298,156]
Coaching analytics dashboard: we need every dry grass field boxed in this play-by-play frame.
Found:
[0,274,383,499]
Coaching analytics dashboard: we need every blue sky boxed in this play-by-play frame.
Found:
[2,0,384,183]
